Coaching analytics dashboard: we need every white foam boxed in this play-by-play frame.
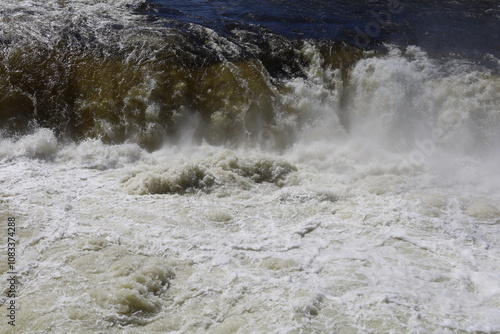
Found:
[1,42,500,334]
[57,139,144,170]
[346,46,500,156]
[0,128,58,161]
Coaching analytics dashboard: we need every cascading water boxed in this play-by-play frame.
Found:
[1,1,499,333]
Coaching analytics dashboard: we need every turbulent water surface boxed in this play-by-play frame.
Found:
[1,0,500,333]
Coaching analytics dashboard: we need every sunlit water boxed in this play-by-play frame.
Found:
[1,1,499,333]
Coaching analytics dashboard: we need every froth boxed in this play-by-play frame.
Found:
[123,150,297,195]
[57,139,144,170]
[345,46,500,156]
[0,128,58,160]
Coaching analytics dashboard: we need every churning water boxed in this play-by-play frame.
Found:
[1,0,499,333]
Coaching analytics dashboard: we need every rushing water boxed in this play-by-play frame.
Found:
[1,1,500,333]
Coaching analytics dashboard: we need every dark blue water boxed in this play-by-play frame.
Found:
[137,0,500,59]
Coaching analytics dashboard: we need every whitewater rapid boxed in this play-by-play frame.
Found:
[2,46,500,333]
[2,115,500,334]
[1,0,500,333]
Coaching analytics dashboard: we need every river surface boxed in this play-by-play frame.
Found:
[1,0,499,333]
